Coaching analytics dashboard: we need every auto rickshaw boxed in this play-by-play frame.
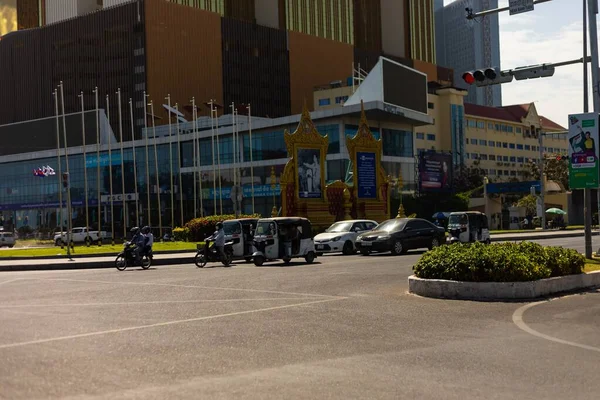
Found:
[447,211,491,244]
[252,217,316,266]
[223,218,259,262]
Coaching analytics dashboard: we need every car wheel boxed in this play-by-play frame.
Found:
[305,251,315,264]
[8,245,14,248]
[391,240,404,255]
[342,241,354,255]
[485,238,491,245]
[429,237,440,250]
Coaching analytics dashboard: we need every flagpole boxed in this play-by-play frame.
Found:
[106,94,115,245]
[117,88,127,239]
[166,94,174,228]
[176,103,184,227]
[143,92,151,227]
[150,100,163,240]
[129,98,140,227]
[79,91,90,245]
[231,103,236,188]
[210,100,217,215]
[59,82,72,259]
[191,98,198,218]
[53,89,63,244]
[248,103,254,214]
[215,102,222,214]
[94,88,101,243]
[195,102,203,217]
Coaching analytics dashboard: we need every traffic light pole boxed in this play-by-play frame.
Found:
[588,0,600,257]
[466,0,553,20]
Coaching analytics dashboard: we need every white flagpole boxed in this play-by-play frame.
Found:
[94,88,101,239]
[143,92,151,227]
[106,94,115,244]
[191,98,198,218]
[129,98,140,227]
[150,101,163,240]
[59,82,72,259]
[248,104,254,214]
[215,102,222,214]
[117,88,126,239]
[230,103,236,188]
[166,94,174,228]
[53,89,63,240]
[79,91,90,245]
[176,103,183,227]
[210,100,217,215]
[194,101,203,217]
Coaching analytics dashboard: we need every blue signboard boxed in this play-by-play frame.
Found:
[0,199,99,211]
[203,184,280,200]
[357,151,377,199]
[485,181,541,194]
[85,153,124,168]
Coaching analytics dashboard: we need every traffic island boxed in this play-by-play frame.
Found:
[409,241,599,300]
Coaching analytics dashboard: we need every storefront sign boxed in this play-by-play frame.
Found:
[357,151,377,199]
[85,153,124,168]
[568,112,599,189]
[418,151,452,192]
[203,184,280,200]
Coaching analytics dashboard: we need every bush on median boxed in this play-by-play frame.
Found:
[183,214,261,242]
[413,241,585,282]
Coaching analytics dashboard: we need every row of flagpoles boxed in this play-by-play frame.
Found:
[51,83,256,242]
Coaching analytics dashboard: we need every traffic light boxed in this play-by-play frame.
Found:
[62,172,70,189]
[461,67,513,87]
[512,65,555,81]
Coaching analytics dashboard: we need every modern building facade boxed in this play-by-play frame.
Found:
[435,0,502,107]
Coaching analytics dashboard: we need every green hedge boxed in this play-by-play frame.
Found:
[181,214,262,242]
[413,242,584,282]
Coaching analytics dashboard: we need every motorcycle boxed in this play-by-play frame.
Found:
[115,241,152,271]
[194,238,234,268]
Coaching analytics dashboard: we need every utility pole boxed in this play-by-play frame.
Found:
[589,0,600,256]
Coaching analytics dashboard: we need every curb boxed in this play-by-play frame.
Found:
[408,271,600,300]
[0,255,196,272]
[491,231,598,242]
[0,249,196,261]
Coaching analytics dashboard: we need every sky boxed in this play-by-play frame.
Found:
[444,0,599,128]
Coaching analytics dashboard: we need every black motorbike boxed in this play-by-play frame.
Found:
[115,241,152,271]
[194,238,234,268]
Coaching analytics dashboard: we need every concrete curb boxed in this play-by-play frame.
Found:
[0,256,196,272]
[408,271,600,300]
[1,249,195,261]
[491,231,598,242]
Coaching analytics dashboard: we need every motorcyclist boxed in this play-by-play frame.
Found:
[141,226,153,257]
[208,222,226,262]
[130,227,145,262]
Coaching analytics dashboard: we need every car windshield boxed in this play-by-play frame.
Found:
[255,221,276,236]
[326,222,353,233]
[449,214,468,225]
[375,219,406,232]
[223,222,241,235]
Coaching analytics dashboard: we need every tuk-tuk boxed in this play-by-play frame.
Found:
[223,218,259,262]
[252,217,316,266]
[447,211,491,244]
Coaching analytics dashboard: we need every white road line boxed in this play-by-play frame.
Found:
[0,298,314,308]
[0,297,346,350]
[512,301,600,353]
[0,278,21,286]
[40,278,344,299]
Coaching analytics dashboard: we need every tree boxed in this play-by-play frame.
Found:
[516,194,537,216]
[520,158,569,191]
[453,160,487,193]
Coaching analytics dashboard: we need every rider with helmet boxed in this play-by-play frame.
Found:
[130,227,146,262]
[141,226,153,256]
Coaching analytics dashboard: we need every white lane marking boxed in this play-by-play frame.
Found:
[0,278,21,286]
[0,298,314,308]
[0,297,346,350]
[512,301,600,353]
[40,278,343,299]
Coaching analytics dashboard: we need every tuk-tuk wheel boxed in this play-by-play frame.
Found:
[253,255,265,266]
[304,251,315,264]
[244,257,252,263]
[485,239,491,245]
[283,257,291,265]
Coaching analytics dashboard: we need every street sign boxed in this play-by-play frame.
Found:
[568,113,599,189]
[509,0,534,15]
[101,193,139,203]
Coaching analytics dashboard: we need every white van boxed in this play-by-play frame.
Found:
[0,231,16,248]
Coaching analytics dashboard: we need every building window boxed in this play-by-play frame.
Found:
[510,156,516,162]
[318,98,331,106]
[503,142,508,148]
[480,139,487,146]
[517,144,523,150]
[317,124,341,153]
[382,128,414,157]
[504,170,509,176]
[503,156,509,162]
[510,170,517,176]
[517,157,524,163]
[468,120,477,128]
[480,154,488,160]
[416,132,425,140]
[495,124,501,131]
[335,96,349,104]
[516,127,522,134]
[466,153,470,159]
[426,134,435,141]
[508,126,514,133]
[490,169,496,175]
[488,123,494,130]
[489,154,496,161]
[509,143,515,149]
[489,141,495,147]
[525,145,531,151]
[427,102,435,109]
[471,153,479,159]
[477,121,485,129]
[497,141,502,147]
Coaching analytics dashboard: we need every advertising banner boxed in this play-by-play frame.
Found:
[356,151,377,199]
[568,113,599,189]
[418,151,452,192]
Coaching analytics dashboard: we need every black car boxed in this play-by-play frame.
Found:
[354,218,445,255]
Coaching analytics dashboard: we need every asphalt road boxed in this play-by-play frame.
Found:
[1,237,599,400]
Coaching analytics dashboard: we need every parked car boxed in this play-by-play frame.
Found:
[355,218,445,255]
[0,231,16,248]
[314,219,378,255]
[54,227,111,246]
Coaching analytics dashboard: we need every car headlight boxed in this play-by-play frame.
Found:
[378,235,391,240]
[332,236,342,242]
[356,235,363,241]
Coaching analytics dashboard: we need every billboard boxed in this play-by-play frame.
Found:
[418,151,452,192]
[356,151,377,199]
[568,113,599,189]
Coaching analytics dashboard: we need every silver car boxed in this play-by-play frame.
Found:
[314,220,378,255]
[0,231,16,248]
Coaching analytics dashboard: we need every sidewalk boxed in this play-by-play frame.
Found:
[491,229,597,242]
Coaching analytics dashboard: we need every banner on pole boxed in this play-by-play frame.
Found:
[568,112,599,189]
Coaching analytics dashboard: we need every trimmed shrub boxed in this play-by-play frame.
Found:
[172,227,190,242]
[413,241,584,282]
[184,214,261,242]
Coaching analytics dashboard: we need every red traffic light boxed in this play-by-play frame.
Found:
[462,72,475,85]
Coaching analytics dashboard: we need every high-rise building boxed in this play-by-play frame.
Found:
[435,0,502,107]
[404,0,436,64]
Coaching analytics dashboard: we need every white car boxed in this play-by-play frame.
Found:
[314,220,378,255]
[0,231,16,248]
